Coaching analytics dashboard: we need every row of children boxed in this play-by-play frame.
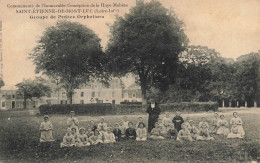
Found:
[39,111,245,147]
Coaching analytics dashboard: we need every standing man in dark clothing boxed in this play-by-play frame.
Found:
[172,111,184,132]
[146,99,161,133]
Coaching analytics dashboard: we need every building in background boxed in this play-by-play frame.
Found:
[122,83,142,102]
[0,21,3,79]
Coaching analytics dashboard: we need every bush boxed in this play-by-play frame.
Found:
[39,104,114,115]
[39,102,218,115]
[120,102,142,105]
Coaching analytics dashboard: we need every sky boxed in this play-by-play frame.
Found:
[0,0,260,89]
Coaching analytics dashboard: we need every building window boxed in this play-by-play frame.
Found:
[12,95,15,98]
[132,93,136,98]
[61,100,67,104]
[81,92,84,97]
[80,100,84,104]
[2,102,5,107]
[62,92,66,97]
[91,92,95,97]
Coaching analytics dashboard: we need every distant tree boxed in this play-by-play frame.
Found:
[106,1,188,104]
[30,21,108,104]
[233,52,260,106]
[16,78,51,109]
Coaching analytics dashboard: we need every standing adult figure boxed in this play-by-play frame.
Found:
[146,99,161,133]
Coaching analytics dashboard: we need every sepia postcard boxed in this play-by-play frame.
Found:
[0,0,259,162]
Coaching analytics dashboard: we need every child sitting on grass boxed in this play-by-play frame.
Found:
[166,124,178,139]
[227,123,243,139]
[77,127,90,147]
[162,112,172,132]
[184,116,192,131]
[71,127,79,144]
[136,116,145,128]
[217,114,229,136]
[188,120,199,140]
[60,128,76,147]
[89,129,103,145]
[210,112,219,134]
[103,127,116,143]
[125,122,137,140]
[172,111,184,132]
[39,115,54,143]
[123,116,129,129]
[199,116,209,129]
[150,122,165,140]
[90,120,97,132]
[85,126,94,138]
[230,112,245,138]
[196,123,214,141]
[136,122,147,141]
[158,118,167,134]
[177,123,193,142]
[97,117,108,134]
[119,119,126,138]
[113,123,122,141]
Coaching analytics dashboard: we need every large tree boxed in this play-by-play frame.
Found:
[106,1,188,103]
[30,21,108,104]
[16,78,51,109]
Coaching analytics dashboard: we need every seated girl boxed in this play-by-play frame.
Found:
[217,114,230,136]
[230,112,245,138]
[177,123,193,142]
[60,129,76,147]
[113,123,122,141]
[196,123,214,141]
[89,129,103,145]
[184,116,192,131]
[119,119,126,138]
[227,123,243,139]
[103,127,116,143]
[162,112,172,132]
[71,127,79,144]
[77,127,90,147]
[136,122,147,141]
[188,120,199,140]
[166,124,178,139]
[125,122,137,140]
[210,112,219,134]
[199,117,209,129]
[97,117,108,134]
[85,126,94,138]
[136,116,146,129]
[150,122,165,140]
[158,118,167,134]
[90,120,97,132]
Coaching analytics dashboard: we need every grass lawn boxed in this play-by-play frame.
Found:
[0,108,259,162]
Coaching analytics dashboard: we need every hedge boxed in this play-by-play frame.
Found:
[39,104,114,115]
[39,102,218,115]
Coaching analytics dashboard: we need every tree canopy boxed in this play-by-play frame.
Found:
[30,21,108,104]
[16,78,51,109]
[106,1,188,103]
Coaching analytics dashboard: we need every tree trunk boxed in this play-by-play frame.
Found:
[222,100,225,107]
[67,91,73,104]
[245,101,247,107]
[141,86,147,104]
[254,101,257,107]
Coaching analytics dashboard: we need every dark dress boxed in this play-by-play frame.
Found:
[146,103,161,133]
[91,125,97,132]
[172,116,184,132]
[125,128,136,140]
[113,128,122,141]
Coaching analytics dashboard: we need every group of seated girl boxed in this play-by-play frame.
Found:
[41,111,245,147]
